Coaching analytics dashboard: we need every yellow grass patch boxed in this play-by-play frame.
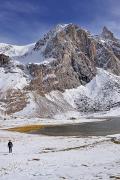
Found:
[7,125,44,133]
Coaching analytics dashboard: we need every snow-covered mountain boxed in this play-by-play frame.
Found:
[0,43,35,57]
[0,24,120,118]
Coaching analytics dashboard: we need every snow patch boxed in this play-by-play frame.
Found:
[0,43,35,57]
[0,67,29,92]
[15,93,37,117]
[43,73,56,81]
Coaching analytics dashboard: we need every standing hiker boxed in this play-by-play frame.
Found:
[8,140,13,153]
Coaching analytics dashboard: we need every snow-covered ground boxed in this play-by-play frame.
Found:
[0,128,120,180]
[0,117,120,180]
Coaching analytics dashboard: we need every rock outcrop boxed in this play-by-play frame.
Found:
[95,27,120,75]
[0,54,10,66]
[101,26,116,41]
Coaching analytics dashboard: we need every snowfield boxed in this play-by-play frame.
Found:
[0,126,120,180]
[0,66,29,92]
[0,117,120,180]
[0,43,35,57]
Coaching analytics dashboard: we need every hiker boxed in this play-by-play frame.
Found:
[8,140,13,153]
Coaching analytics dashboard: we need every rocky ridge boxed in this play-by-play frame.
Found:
[0,24,120,118]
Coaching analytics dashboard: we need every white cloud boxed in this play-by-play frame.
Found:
[0,1,39,14]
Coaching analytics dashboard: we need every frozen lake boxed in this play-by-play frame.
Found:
[31,117,120,136]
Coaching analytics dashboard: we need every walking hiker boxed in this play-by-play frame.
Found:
[8,140,13,153]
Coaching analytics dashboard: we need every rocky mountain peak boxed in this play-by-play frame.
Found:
[101,26,116,41]
[34,23,79,51]
[53,23,70,32]
[28,23,97,96]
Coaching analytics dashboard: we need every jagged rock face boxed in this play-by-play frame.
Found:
[101,26,116,41]
[112,41,120,60]
[28,61,81,94]
[35,24,97,64]
[95,41,120,75]
[95,26,120,75]
[0,90,28,115]
[29,24,97,94]
[95,28,120,75]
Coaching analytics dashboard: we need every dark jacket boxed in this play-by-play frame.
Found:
[8,142,13,148]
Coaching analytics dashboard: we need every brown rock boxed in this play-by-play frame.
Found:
[0,54,10,66]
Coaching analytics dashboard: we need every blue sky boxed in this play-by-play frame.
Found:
[0,0,119,44]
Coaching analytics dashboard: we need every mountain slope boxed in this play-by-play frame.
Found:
[0,24,120,118]
[63,68,120,112]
